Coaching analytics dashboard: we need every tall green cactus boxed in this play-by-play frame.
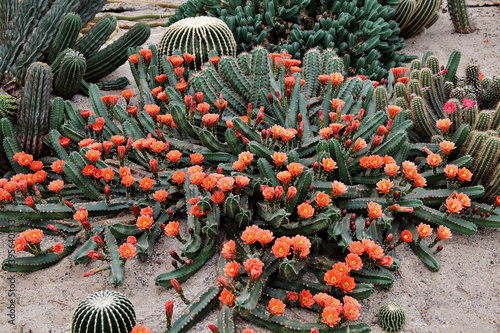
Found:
[74,14,118,59]
[392,0,441,38]
[158,16,237,69]
[448,0,475,33]
[17,62,52,157]
[54,50,87,99]
[47,13,82,64]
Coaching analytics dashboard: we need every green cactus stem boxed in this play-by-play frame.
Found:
[54,50,87,98]
[448,0,475,33]
[378,302,406,332]
[47,13,82,64]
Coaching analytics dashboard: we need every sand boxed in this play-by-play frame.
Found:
[1,1,499,332]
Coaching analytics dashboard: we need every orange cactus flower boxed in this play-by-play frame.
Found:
[34,170,47,183]
[140,207,153,217]
[413,174,427,188]
[166,150,182,163]
[217,177,235,192]
[210,191,224,204]
[376,179,393,194]
[445,197,462,214]
[48,179,64,193]
[344,295,361,310]
[331,181,347,197]
[390,66,408,79]
[190,153,204,164]
[243,257,264,279]
[401,230,413,242]
[319,127,333,140]
[172,171,186,185]
[131,326,152,333]
[437,225,452,240]
[386,105,402,119]
[330,73,344,87]
[444,164,458,179]
[270,125,285,139]
[332,262,351,277]
[164,221,179,236]
[232,160,246,172]
[272,239,291,258]
[344,302,361,320]
[201,175,218,191]
[183,53,195,65]
[297,202,314,219]
[427,153,442,167]
[321,158,337,172]
[224,261,241,278]
[235,175,250,188]
[315,192,331,207]
[368,155,384,169]
[119,243,136,259]
[287,163,303,177]
[456,192,471,207]
[384,163,400,177]
[352,138,367,152]
[457,168,472,182]
[348,241,365,255]
[436,118,452,134]
[291,235,311,258]
[14,237,27,252]
[318,74,330,85]
[440,141,455,155]
[346,253,363,270]
[153,189,168,202]
[299,289,314,308]
[359,156,370,169]
[402,161,418,180]
[29,161,43,172]
[281,128,297,143]
[268,298,286,316]
[136,215,154,230]
[168,55,184,67]
[51,160,65,173]
[272,152,288,166]
[121,89,133,101]
[330,98,345,112]
[367,201,383,219]
[222,240,236,259]
[313,293,335,309]
[23,229,43,244]
[238,151,254,166]
[188,165,203,175]
[190,172,206,186]
[101,168,115,182]
[3,181,17,193]
[121,175,135,187]
[151,86,163,96]
[339,275,356,292]
[139,177,154,191]
[150,140,165,153]
[18,153,33,166]
[367,244,384,260]
[276,171,292,185]
[219,289,236,306]
[118,167,130,178]
[256,229,274,245]
[241,225,259,244]
[85,150,101,163]
[139,48,152,62]
[324,269,342,286]
[73,208,88,222]
[416,223,433,238]
[197,102,211,115]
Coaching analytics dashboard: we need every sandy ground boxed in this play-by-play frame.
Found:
[1,1,500,332]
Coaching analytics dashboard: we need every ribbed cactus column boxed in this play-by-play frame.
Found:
[72,290,136,333]
[448,0,475,33]
[17,62,52,158]
[158,16,237,69]
[54,50,87,98]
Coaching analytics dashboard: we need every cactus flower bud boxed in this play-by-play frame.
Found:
[377,125,388,136]
[393,191,400,199]
[87,250,102,260]
[313,162,319,172]
[386,119,393,131]
[188,227,194,235]
[208,324,219,333]
[351,224,356,232]
[47,224,59,232]
[171,260,178,268]
[169,250,181,261]
[365,219,371,228]
[127,236,136,245]
[371,135,383,148]
[345,139,352,149]
[104,185,110,197]
[386,234,393,244]
[286,88,291,98]
[268,92,273,102]
[132,204,140,218]
[170,279,182,293]
[185,259,192,265]
[155,129,164,141]
[165,301,174,323]
[150,159,158,173]
[185,95,192,108]
[297,113,302,122]
[436,245,443,253]
[486,213,491,218]
[480,212,485,217]
[217,276,232,289]
[93,236,104,247]
[83,270,95,277]
[276,91,282,101]
[286,186,297,201]
[217,166,223,174]
[25,196,35,208]
[275,186,284,200]
[82,221,91,230]
[194,92,203,104]
[117,145,126,161]
[387,244,395,251]
[357,108,365,119]
[351,213,356,221]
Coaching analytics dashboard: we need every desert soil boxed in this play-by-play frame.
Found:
[1,0,499,332]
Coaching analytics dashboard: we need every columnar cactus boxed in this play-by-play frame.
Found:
[54,50,87,99]
[72,290,136,333]
[158,17,237,69]
[378,302,406,332]
[47,13,82,64]
[17,62,52,157]
[448,0,475,33]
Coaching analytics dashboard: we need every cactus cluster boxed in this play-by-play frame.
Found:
[0,2,150,98]
[72,290,136,333]
[158,17,237,70]
[166,0,415,80]
[1,47,500,332]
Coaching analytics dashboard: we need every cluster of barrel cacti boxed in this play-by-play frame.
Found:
[0,0,150,98]
[2,47,500,332]
[166,0,414,80]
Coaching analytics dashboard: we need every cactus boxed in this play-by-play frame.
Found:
[166,0,414,80]
[17,62,52,157]
[158,17,237,69]
[47,13,82,64]
[392,0,441,38]
[378,302,405,332]
[0,93,17,119]
[448,0,475,33]
[54,50,87,99]
[74,15,118,59]
[71,290,136,333]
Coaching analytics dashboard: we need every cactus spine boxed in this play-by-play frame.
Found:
[71,290,136,333]
[378,302,406,332]
[17,62,52,157]
[54,50,87,98]
[448,0,475,33]
[158,17,237,69]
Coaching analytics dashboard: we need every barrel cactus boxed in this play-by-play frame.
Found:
[378,302,406,332]
[391,0,441,38]
[72,290,136,333]
[54,50,87,99]
[158,16,237,69]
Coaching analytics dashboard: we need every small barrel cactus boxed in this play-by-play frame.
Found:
[379,302,406,332]
[72,290,136,333]
[0,94,17,119]
[158,16,237,69]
